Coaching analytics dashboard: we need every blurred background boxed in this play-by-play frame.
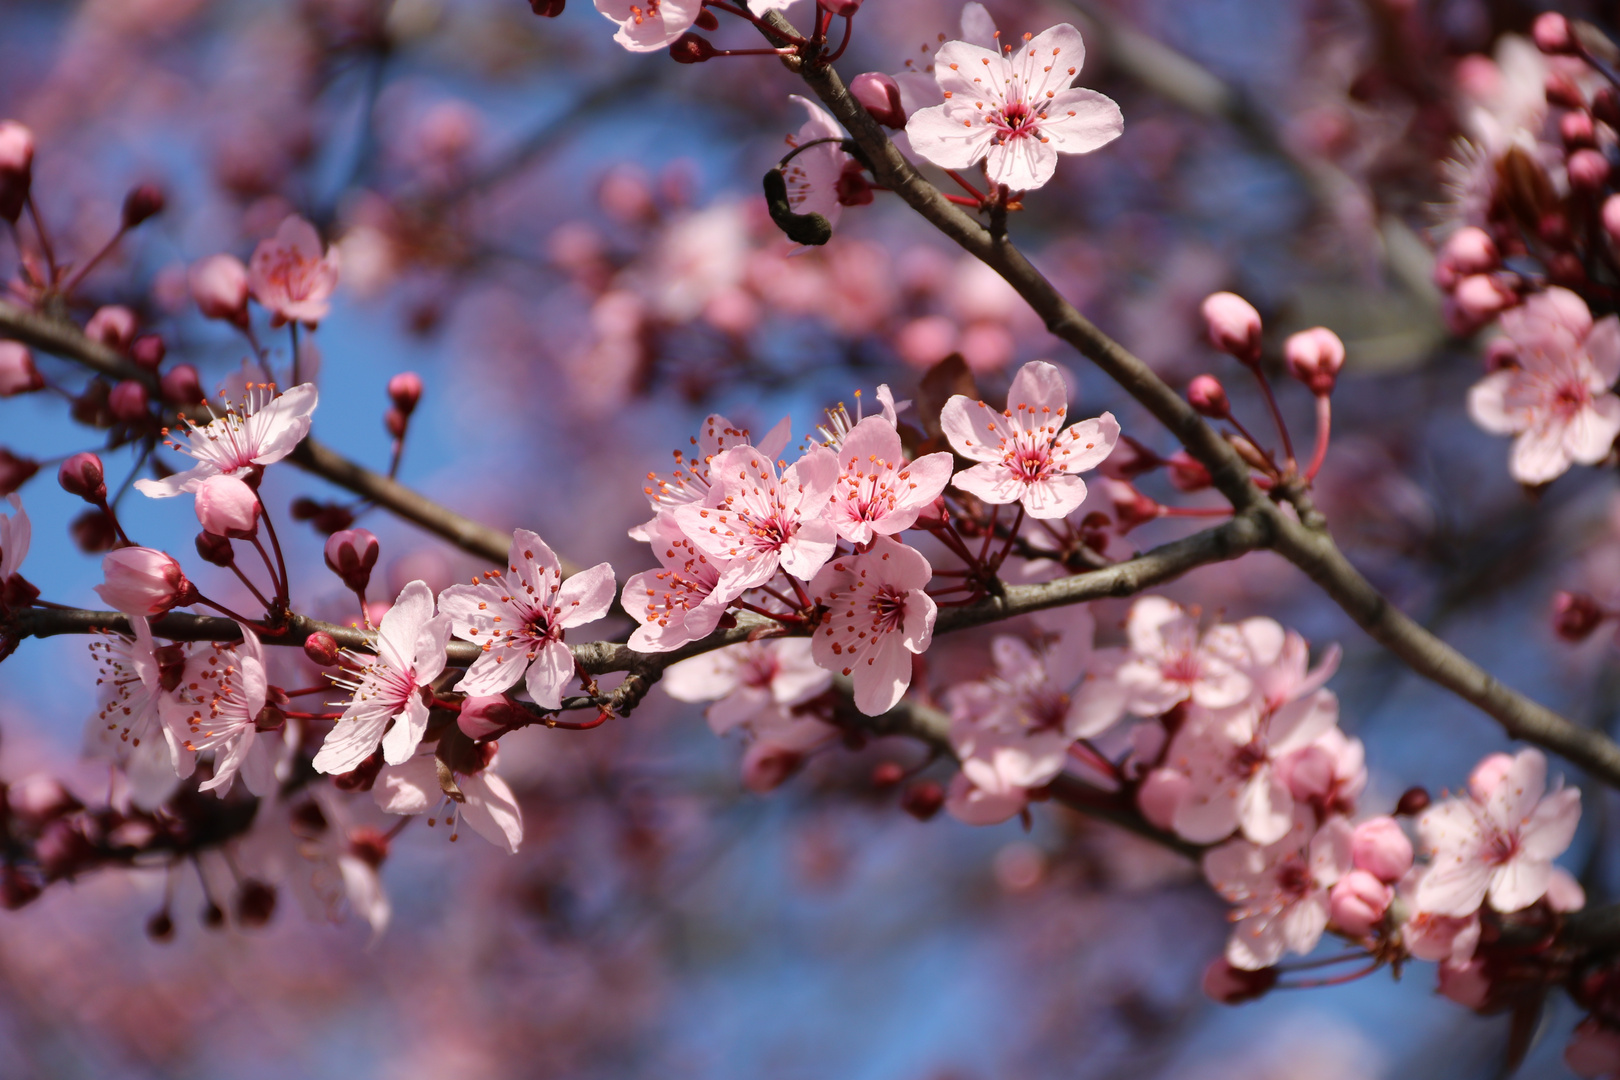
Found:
[1,0,1618,1076]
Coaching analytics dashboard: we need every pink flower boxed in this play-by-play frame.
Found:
[904,23,1123,192]
[0,341,42,396]
[945,771,1029,826]
[95,548,196,616]
[1415,747,1581,916]
[593,0,703,52]
[1276,727,1367,815]
[622,514,737,652]
[1112,597,1253,717]
[162,624,270,796]
[189,253,251,325]
[737,707,839,793]
[809,537,937,715]
[664,639,832,735]
[135,381,318,498]
[1202,813,1352,970]
[1467,288,1620,485]
[286,790,392,937]
[673,444,840,591]
[630,413,790,542]
[87,617,187,810]
[939,360,1120,519]
[783,96,854,231]
[437,530,616,709]
[1397,867,1482,964]
[314,581,452,773]
[0,494,28,584]
[374,743,523,853]
[825,415,953,546]
[249,216,340,327]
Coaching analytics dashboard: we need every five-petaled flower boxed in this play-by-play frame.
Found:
[905,23,1123,192]
[249,215,341,327]
[622,514,737,652]
[940,360,1119,519]
[88,616,187,810]
[437,530,616,709]
[825,414,954,546]
[809,536,937,715]
[135,382,318,498]
[373,740,524,853]
[163,623,274,797]
[1203,813,1352,970]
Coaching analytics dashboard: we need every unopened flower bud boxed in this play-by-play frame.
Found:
[1394,786,1431,816]
[85,306,137,351]
[194,530,236,567]
[1107,479,1162,533]
[1166,451,1212,492]
[384,407,407,439]
[1569,148,1610,191]
[0,120,33,225]
[235,880,277,927]
[57,452,106,503]
[120,183,165,230]
[303,630,340,667]
[95,547,197,616]
[1597,88,1620,128]
[70,508,118,552]
[1350,816,1413,882]
[130,334,165,371]
[741,741,804,793]
[145,909,175,942]
[1099,433,1163,480]
[901,780,945,820]
[1284,327,1346,395]
[1433,227,1499,289]
[387,372,422,416]
[1532,11,1573,54]
[1187,374,1230,418]
[201,900,225,929]
[1555,590,1606,642]
[0,342,43,396]
[851,72,907,128]
[1546,73,1586,110]
[160,363,206,406]
[1201,957,1277,1004]
[669,32,716,63]
[819,0,862,13]
[1603,196,1620,251]
[529,0,565,14]
[1329,870,1392,937]
[108,379,150,423]
[324,528,379,592]
[458,695,523,739]
[1453,274,1515,323]
[1200,291,1263,364]
[195,474,261,538]
[913,495,949,530]
[188,254,250,326]
[870,761,905,787]
[1561,110,1597,149]
[1137,767,1191,831]
[1468,752,1514,802]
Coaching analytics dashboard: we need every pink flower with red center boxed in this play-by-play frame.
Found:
[809,537,937,715]
[135,381,318,498]
[594,0,703,52]
[826,414,954,546]
[630,413,790,542]
[87,616,187,810]
[1108,596,1254,717]
[904,23,1123,192]
[622,514,738,652]
[783,96,855,231]
[674,444,840,592]
[248,215,340,327]
[1202,813,1352,970]
[373,742,523,853]
[939,360,1120,519]
[1467,287,1620,485]
[437,529,616,708]
[1414,747,1581,916]
[314,580,452,774]
[162,623,270,797]
[665,638,832,735]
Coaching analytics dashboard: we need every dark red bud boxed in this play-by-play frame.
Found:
[871,761,905,788]
[1394,786,1431,816]
[120,183,165,230]
[235,880,277,927]
[57,452,106,503]
[70,508,118,552]
[384,407,407,439]
[130,334,166,371]
[694,7,718,30]
[1546,74,1586,110]
[194,530,235,567]
[528,0,565,14]
[0,449,39,496]
[900,780,944,821]
[1553,590,1605,642]
[348,826,390,868]
[159,363,205,406]
[145,909,175,942]
[303,630,341,667]
[669,32,717,63]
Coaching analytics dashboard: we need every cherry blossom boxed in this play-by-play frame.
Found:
[248,215,340,327]
[87,617,186,810]
[737,707,841,793]
[374,742,523,853]
[809,537,936,715]
[824,414,953,546]
[939,360,1119,519]
[622,514,737,652]
[904,23,1123,192]
[286,790,391,937]
[1467,288,1620,485]
[0,493,28,585]
[314,580,452,774]
[673,444,839,591]
[437,530,616,709]
[135,381,318,497]
[593,0,704,53]
[1203,813,1352,970]
[665,638,831,736]
[95,547,196,616]
[162,623,271,797]
[945,771,1030,826]
[630,413,790,542]
[1415,747,1581,916]
[1110,597,1254,718]
[783,96,854,231]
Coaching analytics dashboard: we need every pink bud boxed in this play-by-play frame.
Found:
[387,372,422,416]
[120,183,165,230]
[1561,110,1597,149]
[1187,374,1230,418]
[1278,743,1335,801]
[194,474,261,538]
[303,631,340,667]
[1450,273,1515,328]
[0,120,33,225]
[95,547,197,616]
[1106,479,1162,533]
[160,363,205,406]
[851,72,907,129]
[458,695,523,739]
[1350,817,1412,882]
[1166,451,1212,492]
[1437,958,1492,1009]
[741,740,805,793]
[1284,327,1346,395]
[1201,957,1276,1004]
[1328,870,1392,937]
[130,334,165,371]
[1136,767,1191,831]
[324,528,379,592]
[1569,148,1611,190]
[384,407,407,439]
[1200,292,1263,364]
[1433,227,1499,289]
[57,452,106,503]
[1604,195,1620,249]
[1532,11,1573,54]
[0,342,43,396]
[1468,752,1515,802]
[85,306,137,352]
[1555,590,1606,642]
[107,379,150,423]
[188,254,250,325]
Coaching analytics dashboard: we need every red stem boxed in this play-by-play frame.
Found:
[1305,393,1332,481]
[1248,364,1296,472]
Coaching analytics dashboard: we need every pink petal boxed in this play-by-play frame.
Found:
[1038,88,1124,155]
[555,561,617,628]
[524,640,575,710]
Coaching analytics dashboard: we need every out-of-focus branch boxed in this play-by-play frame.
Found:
[0,298,154,387]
